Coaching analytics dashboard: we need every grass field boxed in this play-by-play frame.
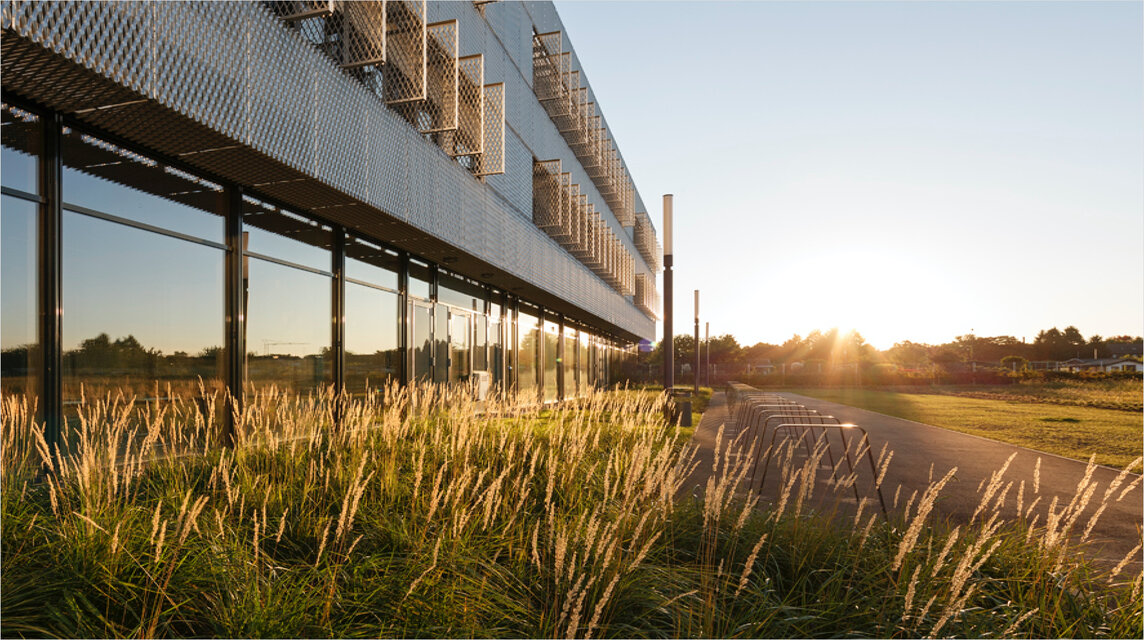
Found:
[2,385,1140,638]
[789,387,1143,471]
[928,377,1143,412]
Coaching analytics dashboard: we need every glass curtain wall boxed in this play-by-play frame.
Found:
[488,300,502,385]
[543,319,559,403]
[408,260,432,382]
[61,129,226,412]
[563,327,577,398]
[242,197,332,394]
[1,104,41,407]
[577,330,589,393]
[344,236,400,395]
[516,308,538,400]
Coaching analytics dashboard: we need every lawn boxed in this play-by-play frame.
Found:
[2,385,1140,638]
[788,387,1143,471]
[930,377,1143,412]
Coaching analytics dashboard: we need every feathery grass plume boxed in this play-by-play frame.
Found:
[901,565,922,622]
[1109,542,1143,582]
[1033,457,1042,493]
[892,467,958,572]
[734,531,769,598]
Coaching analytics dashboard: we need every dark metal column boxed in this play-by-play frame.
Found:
[223,186,245,447]
[39,111,63,448]
[331,229,346,422]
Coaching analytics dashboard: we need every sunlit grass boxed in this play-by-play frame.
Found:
[1,385,1140,638]
[933,377,1143,412]
[789,387,1143,471]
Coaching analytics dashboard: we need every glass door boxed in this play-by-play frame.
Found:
[448,308,471,383]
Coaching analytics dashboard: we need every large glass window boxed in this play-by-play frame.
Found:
[488,301,502,384]
[409,260,431,300]
[543,319,559,403]
[516,309,538,399]
[578,331,589,392]
[473,313,488,373]
[2,103,40,195]
[62,212,225,403]
[62,132,225,412]
[434,305,449,384]
[345,284,400,395]
[242,198,332,393]
[345,236,400,395]
[1,197,39,405]
[2,105,41,408]
[563,328,578,398]
[410,301,432,382]
[448,309,471,383]
[438,271,484,311]
[63,129,223,243]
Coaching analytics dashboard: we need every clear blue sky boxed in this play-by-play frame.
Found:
[555,0,1144,349]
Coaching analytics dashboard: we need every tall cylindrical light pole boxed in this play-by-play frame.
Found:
[704,321,710,386]
[662,194,674,394]
[693,289,700,394]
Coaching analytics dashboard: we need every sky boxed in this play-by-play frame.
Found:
[554,0,1144,350]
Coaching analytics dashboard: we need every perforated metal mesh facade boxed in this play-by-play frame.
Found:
[1,0,656,339]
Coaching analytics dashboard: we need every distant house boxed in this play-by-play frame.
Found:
[1059,358,1143,373]
[746,359,776,375]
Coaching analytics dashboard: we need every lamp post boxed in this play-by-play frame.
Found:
[662,194,674,394]
[705,321,710,386]
[693,289,700,394]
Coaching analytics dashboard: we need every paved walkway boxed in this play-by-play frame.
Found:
[683,390,1143,566]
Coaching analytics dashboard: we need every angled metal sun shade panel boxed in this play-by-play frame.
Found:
[339,0,386,69]
[476,81,505,176]
[383,0,426,105]
[532,159,562,232]
[416,19,458,134]
[448,53,484,157]
[270,0,335,22]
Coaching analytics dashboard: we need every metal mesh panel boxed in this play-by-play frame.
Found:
[634,273,659,319]
[383,0,426,104]
[269,0,334,22]
[339,0,386,69]
[2,0,656,340]
[394,19,456,133]
[634,211,662,272]
[476,81,504,176]
[532,159,561,231]
[445,53,483,158]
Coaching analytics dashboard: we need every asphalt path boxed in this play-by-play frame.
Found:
[685,390,1143,567]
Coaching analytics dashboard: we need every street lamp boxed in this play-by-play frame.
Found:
[693,289,700,394]
[662,194,674,393]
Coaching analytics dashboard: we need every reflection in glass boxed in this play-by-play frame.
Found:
[245,258,330,393]
[434,305,449,384]
[63,130,223,242]
[409,261,431,300]
[62,211,224,404]
[345,236,399,291]
[411,301,432,382]
[516,311,537,398]
[563,328,577,398]
[438,272,483,311]
[473,314,488,372]
[449,310,471,383]
[543,320,559,402]
[1,196,39,405]
[2,104,40,194]
[345,283,400,395]
[488,304,503,383]
[578,331,589,392]
[242,197,332,272]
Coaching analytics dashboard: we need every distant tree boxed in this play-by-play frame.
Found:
[886,341,931,369]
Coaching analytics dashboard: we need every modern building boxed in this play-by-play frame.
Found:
[0,1,662,438]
